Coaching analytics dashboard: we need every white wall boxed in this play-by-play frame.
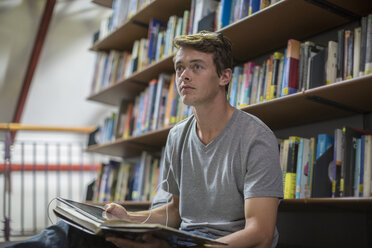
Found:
[0,0,118,239]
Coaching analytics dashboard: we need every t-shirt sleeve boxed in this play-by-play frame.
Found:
[160,129,180,195]
[243,129,284,199]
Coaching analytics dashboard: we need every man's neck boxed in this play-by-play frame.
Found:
[193,97,235,145]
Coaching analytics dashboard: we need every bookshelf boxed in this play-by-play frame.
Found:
[87,74,372,156]
[87,0,372,246]
[91,0,191,51]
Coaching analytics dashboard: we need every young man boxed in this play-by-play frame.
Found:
[8,31,283,248]
[105,31,283,248]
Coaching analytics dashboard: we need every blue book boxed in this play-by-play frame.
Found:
[354,138,361,196]
[219,0,232,28]
[147,19,167,65]
[295,138,304,199]
[316,134,334,159]
[280,49,288,97]
[229,66,243,107]
[359,135,365,197]
[249,0,260,16]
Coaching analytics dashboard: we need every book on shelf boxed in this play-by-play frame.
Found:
[284,136,300,199]
[311,145,334,198]
[281,39,300,96]
[53,197,225,247]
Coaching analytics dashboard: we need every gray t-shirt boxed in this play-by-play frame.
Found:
[161,109,283,245]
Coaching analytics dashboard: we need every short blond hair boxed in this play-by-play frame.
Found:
[173,31,233,77]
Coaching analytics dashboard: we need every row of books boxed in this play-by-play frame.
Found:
[90,0,284,96]
[90,12,189,95]
[227,13,372,107]
[95,73,193,144]
[216,0,280,30]
[92,151,162,203]
[281,126,372,200]
[98,0,153,41]
[90,125,372,204]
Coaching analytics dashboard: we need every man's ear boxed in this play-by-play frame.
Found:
[219,68,232,87]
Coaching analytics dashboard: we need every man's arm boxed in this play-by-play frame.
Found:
[216,197,279,248]
[105,194,181,228]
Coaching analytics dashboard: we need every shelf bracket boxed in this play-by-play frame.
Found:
[131,20,148,29]
[305,0,360,20]
[306,95,365,114]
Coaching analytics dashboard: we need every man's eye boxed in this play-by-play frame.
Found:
[193,64,201,70]
[176,66,183,72]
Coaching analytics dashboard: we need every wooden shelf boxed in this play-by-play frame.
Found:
[91,0,191,52]
[86,74,372,157]
[279,197,372,214]
[220,0,351,62]
[86,127,171,157]
[87,55,174,106]
[88,0,372,107]
[326,0,372,17]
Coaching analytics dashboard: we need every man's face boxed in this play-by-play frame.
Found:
[174,47,224,107]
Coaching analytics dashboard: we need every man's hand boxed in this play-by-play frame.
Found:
[104,203,131,221]
[106,234,171,248]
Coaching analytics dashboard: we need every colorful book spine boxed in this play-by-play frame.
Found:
[281,39,300,96]
[284,136,301,199]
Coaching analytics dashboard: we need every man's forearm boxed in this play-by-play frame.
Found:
[126,195,181,228]
[128,202,180,228]
[216,223,273,248]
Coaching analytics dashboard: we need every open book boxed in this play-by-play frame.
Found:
[53,197,226,247]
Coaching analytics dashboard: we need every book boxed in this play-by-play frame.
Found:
[353,27,361,78]
[309,47,326,89]
[311,145,334,198]
[341,126,372,196]
[365,14,372,74]
[363,135,372,196]
[284,136,300,199]
[336,29,345,81]
[360,16,367,76]
[281,39,300,96]
[332,129,344,197]
[326,40,338,84]
[53,197,226,247]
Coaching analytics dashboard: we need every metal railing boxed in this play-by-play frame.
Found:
[0,124,100,241]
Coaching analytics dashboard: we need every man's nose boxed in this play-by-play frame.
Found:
[181,67,191,81]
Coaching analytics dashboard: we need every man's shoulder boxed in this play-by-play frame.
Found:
[169,115,195,136]
[234,109,272,134]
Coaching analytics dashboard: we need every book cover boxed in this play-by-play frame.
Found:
[269,52,283,99]
[284,136,300,199]
[336,29,345,81]
[281,39,300,96]
[309,47,327,89]
[364,14,372,74]
[344,30,354,80]
[354,138,362,197]
[53,197,226,247]
[316,134,334,159]
[305,137,316,198]
[332,129,343,197]
[353,27,361,78]
[249,0,260,16]
[360,16,367,76]
[341,126,372,196]
[311,145,334,198]
[363,135,372,196]
[326,40,338,84]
